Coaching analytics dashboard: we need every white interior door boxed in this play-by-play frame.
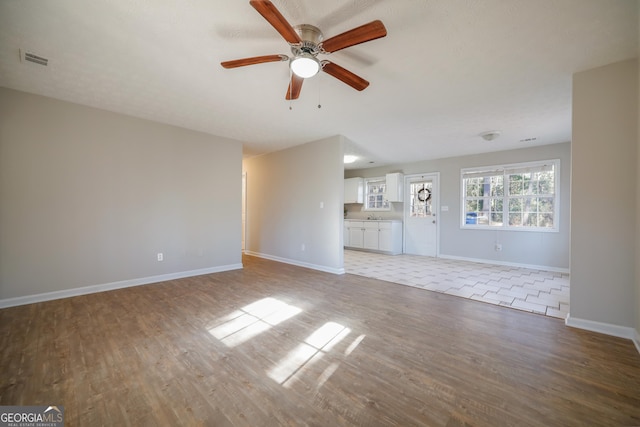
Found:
[404,173,438,256]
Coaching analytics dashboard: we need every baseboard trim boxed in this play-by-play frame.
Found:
[565,314,640,354]
[0,263,243,309]
[245,251,345,275]
[438,254,569,274]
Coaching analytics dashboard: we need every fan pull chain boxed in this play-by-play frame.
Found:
[289,67,293,110]
[317,73,322,109]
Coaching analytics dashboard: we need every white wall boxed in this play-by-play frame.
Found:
[571,58,638,329]
[244,136,344,273]
[346,142,571,270]
[0,88,243,303]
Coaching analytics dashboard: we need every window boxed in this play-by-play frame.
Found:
[364,177,390,211]
[461,160,559,231]
[409,180,432,217]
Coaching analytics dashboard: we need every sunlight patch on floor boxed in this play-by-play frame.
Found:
[344,334,366,356]
[268,321,351,387]
[208,297,302,347]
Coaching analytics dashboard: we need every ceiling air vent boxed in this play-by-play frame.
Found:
[519,137,538,143]
[20,49,48,66]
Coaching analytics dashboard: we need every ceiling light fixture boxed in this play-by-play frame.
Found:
[290,54,320,78]
[479,130,502,141]
[344,155,358,164]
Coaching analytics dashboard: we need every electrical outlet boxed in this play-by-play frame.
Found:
[157,253,164,261]
[494,244,502,252]
[301,244,305,251]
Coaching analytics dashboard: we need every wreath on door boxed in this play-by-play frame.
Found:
[417,185,432,202]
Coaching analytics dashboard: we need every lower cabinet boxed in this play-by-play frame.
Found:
[344,223,350,247]
[378,222,397,252]
[363,222,379,250]
[344,220,402,255]
[348,221,364,248]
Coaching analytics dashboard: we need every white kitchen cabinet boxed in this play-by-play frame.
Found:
[378,221,403,254]
[344,220,402,255]
[347,221,364,248]
[344,223,350,247]
[363,222,379,250]
[385,173,404,202]
[344,178,364,204]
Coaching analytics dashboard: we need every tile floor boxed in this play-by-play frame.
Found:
[344,250,570,319]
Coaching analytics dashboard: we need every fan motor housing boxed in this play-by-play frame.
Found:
[291,24,323,56]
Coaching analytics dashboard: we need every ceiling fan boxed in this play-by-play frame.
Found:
[221,0,387,100]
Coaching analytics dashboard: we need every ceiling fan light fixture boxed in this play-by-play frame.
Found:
[290,54,320,78]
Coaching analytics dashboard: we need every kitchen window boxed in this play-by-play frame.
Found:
[461,159,559,231]
[364,177,390,211]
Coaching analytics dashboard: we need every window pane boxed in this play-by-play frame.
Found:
[465,179,485,197]
[539,213,554,228]
[526,197,539,211]
[538,197,554,213]
[538,181,552,194]
[522,197,536,213]
[533,181,541,195]
[509,212,522,226]
[491,176,504,196]
[465,181,475,197]
[490,213,503,226]
[521,175,535,195]
[523,213,538,227]
[509,177,523,195]
[509,198,523,212]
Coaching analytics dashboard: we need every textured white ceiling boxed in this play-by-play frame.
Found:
[0,0,638,169]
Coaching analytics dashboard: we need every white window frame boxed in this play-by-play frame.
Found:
[460,159,560,232]
[364,176,390,211]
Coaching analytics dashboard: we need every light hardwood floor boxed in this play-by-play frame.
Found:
[1,255,639,426]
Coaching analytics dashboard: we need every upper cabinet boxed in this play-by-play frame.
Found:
[386,173,404,202]
[344,177,364,204]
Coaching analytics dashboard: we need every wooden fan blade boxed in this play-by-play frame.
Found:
[286,74,304,100]
[221,54,287,69]
[250,0,301,44]
[322,61,369,91]
[321,20,387,53]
